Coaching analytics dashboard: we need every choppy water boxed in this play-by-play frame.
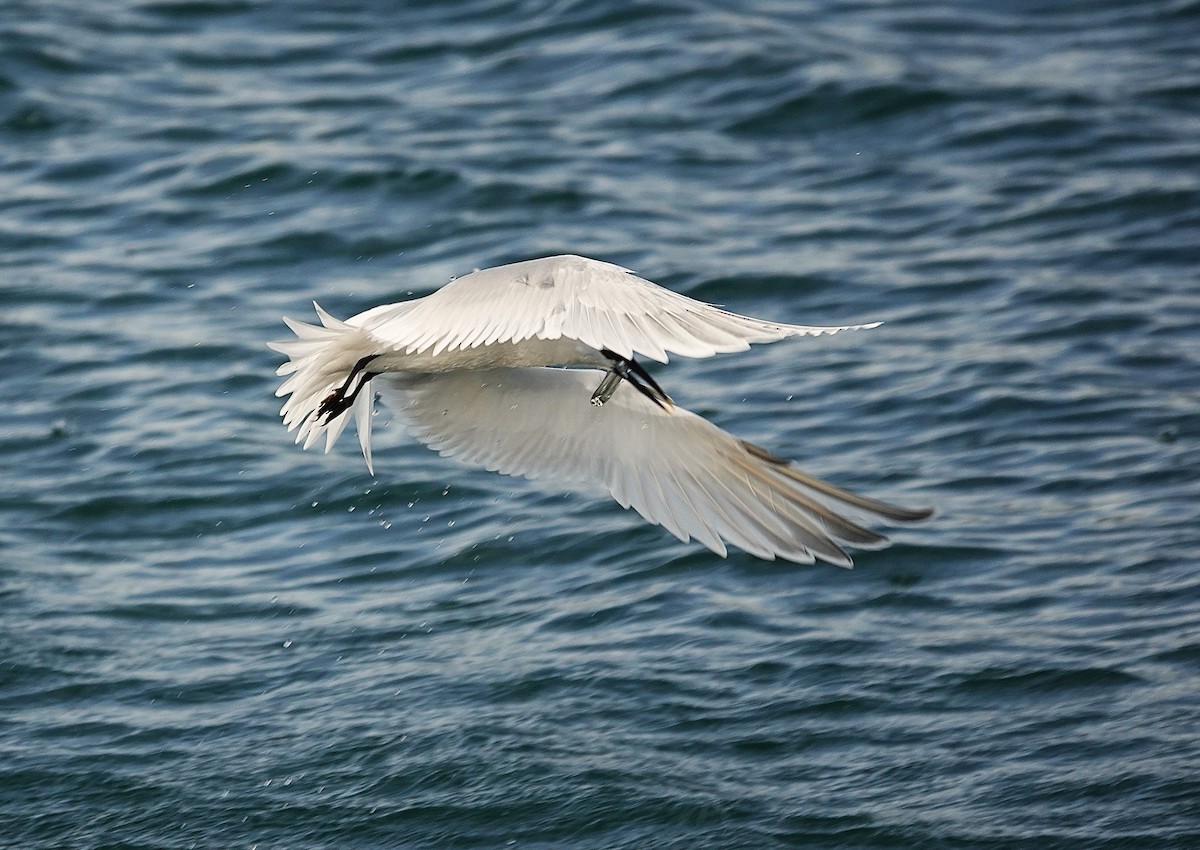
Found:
[3,1,1199,847]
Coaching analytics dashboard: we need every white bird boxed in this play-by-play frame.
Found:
[270,254,930,566]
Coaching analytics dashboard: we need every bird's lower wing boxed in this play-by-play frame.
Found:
[359,255,878,363]
[378,367,929,566]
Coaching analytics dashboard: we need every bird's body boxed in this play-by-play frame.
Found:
[271,254,930,565]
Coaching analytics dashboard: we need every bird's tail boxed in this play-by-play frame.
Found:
[269,303,379,473]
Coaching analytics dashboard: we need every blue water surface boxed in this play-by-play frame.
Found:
[2,1,1198,847]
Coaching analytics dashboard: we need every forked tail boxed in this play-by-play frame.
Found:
[269,303,380,473]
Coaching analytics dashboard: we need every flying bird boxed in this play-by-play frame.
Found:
[270,255,930,565]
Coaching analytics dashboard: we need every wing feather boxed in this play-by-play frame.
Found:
[376,367,928,565]
[358,255,879,363]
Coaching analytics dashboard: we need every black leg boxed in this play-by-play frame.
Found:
[317,355,379,422]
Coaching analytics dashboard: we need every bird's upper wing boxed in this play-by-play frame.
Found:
[356,255,878,363]
[377,367,930,565]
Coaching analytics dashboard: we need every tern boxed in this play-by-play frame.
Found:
[270,254,930,565]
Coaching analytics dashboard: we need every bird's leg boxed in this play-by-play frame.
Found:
[590,370,624,407]
[317,354,379,422]
[591,349,674,410]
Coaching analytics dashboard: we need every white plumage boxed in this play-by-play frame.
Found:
[357,255,877,361]
[270,254,930,565]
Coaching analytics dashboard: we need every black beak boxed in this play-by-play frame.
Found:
[598,348,674,410]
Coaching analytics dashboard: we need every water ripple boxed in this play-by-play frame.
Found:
[1,0,1198,847]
